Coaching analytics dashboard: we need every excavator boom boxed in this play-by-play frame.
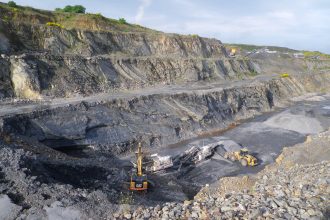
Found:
[137,143,143,176]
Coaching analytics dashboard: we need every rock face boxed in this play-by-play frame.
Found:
[0,3,330,220]
[0,56,13,98]
[1,12,330,98]
[3,72,330,153]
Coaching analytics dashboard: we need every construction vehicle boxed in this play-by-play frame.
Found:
[224,148,257,166]
[146,154,173,172]
[193,145,217,164]
[129,143,148,191]
[229,48,237,57]
[280,73,290,78]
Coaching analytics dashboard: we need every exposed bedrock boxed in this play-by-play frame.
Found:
[1,21,330,99]
[3,73,330,154]
[1,55,260,98]
[1,22,227,58]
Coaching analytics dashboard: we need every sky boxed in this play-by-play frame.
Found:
[2,0,330,53]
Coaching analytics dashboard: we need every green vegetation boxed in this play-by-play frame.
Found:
[0,2,155,33]
[189,34,199,38]
[118,18,127,24]
[46,22,64,29]
[225,43,298,53]
[55,5,86,14]
[303,51,330,59]
[94,13,103,18]
[7,1,17,8]
[1,15,9,22]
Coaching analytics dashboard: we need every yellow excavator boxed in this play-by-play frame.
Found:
[129,143,148,191]
[229,48,237,57]
[224,148,258,166]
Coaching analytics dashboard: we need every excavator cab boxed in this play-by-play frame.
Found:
[239,149,248,156]
[129,143,148,191]
[129,174,148,191]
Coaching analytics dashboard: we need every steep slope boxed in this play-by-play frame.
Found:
[1,2,329,99]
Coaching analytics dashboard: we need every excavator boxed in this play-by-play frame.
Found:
[129,143,148,191]
[229,48,237,57]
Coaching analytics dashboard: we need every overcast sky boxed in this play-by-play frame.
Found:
[3,0,330,53]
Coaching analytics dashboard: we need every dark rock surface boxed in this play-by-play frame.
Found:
[3,73,330,152]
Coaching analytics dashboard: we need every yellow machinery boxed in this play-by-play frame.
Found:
[229,48,237,57]
[280,73,290,78]
[224,148,257,166]
[129,143,148,191]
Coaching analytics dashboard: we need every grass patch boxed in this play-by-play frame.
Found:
[225,43,298,53]
[189,34,199,38]
[303,51,330,59]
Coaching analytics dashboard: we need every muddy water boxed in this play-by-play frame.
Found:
[148,94,330,197]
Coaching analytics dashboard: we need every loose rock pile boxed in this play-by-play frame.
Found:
[112,162,329,219]
[113,131,330,219]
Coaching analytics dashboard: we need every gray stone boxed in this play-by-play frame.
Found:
[123,213,132,219]
[249,208,262,219]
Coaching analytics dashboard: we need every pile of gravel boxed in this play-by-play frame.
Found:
[112,161,329,219]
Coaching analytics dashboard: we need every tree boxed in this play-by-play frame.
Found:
[8,1,17,7]
[55,5,86,14]
[118,18,127,24]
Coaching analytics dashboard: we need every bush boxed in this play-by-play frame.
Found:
[87,13,103,19]
[55,5,86,14]
[94,13,103,18]
[118,18,127,24]
[8,1,17,7]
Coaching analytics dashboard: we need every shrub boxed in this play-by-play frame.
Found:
[55,5,86,14]
[46,22,64,29]
[2,15,9,22]
[118,18,127,24]
[95,13,103,18]
[303,51,330,59]
[7,1,17,8]
[190,34,199,38]
[87,13,103,19]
